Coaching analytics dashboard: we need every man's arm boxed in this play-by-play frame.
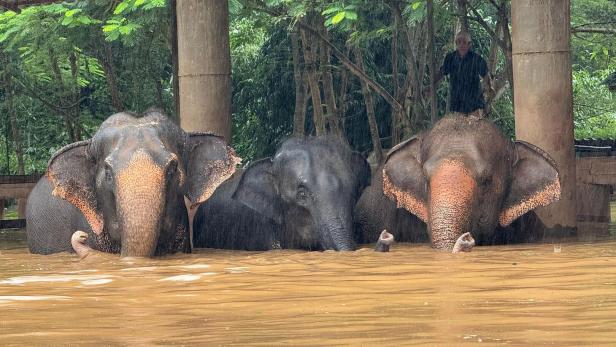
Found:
[478,56,493,97]
[435,52,451,87]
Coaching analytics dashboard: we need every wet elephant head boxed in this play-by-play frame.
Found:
[46,109,240,257]
[232,137,370,251]
[382,115,560,251]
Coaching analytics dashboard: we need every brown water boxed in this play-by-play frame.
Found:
[1,229,616,346]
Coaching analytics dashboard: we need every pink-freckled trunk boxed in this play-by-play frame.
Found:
[428,160,476,251]
[118,196,163,257]
[116,152,165,257]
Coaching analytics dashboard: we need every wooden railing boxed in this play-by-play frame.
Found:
[0,173,42,229]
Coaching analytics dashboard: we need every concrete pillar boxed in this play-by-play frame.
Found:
[176,0,232,141]
[511,1,576,232]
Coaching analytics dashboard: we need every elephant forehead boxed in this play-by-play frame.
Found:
[116,151,165,194]
[430,160,476,199]
[108,135,177,170]
[424,142,496,180]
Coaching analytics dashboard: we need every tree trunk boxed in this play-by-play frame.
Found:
[100,43,124,112]
[427,0,438,124]
[3,63,25,175]
[49,49,78,142]
[170,0,180,121]
[298,22,403,118]
[291,29,307,136]
[3,113,9,173]
[456,0,469,32]
[391,7,400,144]
[390,3,418,141]
[300,17,325,136]
[69,52,82,140]
[355,48,383,164]
[337,45,351,136]
[500,1,514,106]
[153,76,165,109]
[318,19,341,135]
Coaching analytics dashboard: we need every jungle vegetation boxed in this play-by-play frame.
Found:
[0,0,615,175]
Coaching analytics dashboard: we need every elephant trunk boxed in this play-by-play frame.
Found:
[116,152,166,257]
[428,160,476,251]
[317,207,355,251]
[71,230,93,259]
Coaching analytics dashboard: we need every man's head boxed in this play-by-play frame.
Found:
[455,31,472,57]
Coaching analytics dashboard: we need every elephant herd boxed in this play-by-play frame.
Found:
[25,110,561,258]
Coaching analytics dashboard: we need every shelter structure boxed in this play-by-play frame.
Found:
[512,0,577,236]
[176,0,232,141]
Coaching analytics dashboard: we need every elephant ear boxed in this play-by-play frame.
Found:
[382,136,429,223]
[350,152,371,201]
[46,140,104,235]
[184,133,241,209]
[232,158,283,225]
[498,141,561,226]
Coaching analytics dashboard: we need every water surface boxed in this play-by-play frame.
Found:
[1,229,615,346]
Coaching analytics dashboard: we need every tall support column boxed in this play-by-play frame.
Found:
[511,0,576,233]
[176,0,232,141]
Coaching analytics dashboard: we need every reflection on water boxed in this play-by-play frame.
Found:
[1,229,616,346]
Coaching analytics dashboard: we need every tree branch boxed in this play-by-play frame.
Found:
[572,27,616,34]
[247,0,403,113]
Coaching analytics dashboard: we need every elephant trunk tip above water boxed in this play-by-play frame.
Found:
[71,230,91,259]
[376,114,561,252]
[26,108,241,258]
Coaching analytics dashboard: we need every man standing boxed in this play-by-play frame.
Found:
[435,31,492,117]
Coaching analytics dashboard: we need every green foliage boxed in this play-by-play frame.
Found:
[322,3,358,28]
[573,69,616,139]
[230,17,294,161]
[570,0,616,139]
[103,0,167,42]
[1,0,615,176]
[0,1,174,174]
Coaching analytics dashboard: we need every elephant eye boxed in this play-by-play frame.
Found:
[479,175,492,186]
[104,164,113,183]
[167,160,178,178]
[296,185,309,201]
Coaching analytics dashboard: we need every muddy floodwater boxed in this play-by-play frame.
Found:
[1,229,616,346]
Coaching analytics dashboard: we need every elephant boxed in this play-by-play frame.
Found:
[193,136,371,251]
[355,115,561,251]
[26,109,240,257]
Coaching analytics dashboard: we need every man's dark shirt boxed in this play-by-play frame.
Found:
[440,50,488,113]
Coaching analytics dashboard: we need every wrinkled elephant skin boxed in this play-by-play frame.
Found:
[193,136,371,251]
[26,109,240,257]
[356,115,561,252]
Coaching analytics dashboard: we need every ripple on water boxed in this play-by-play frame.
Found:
[158,274,202,282]
[0,295,71,304]
[0,274,114,285]
[2,236,616,346]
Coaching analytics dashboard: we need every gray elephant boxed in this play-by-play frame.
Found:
[26,109,240,257]
[355,115,560,251]
[193,136,371,251]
